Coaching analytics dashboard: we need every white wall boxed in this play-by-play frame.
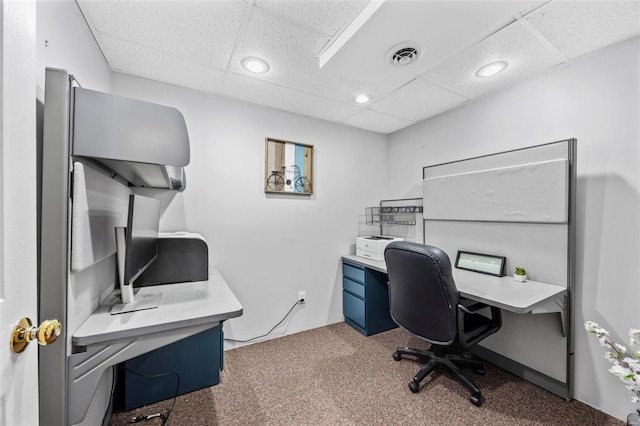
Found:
[112,73,388,345]
[387,36,640,421]
[36,0,111,97]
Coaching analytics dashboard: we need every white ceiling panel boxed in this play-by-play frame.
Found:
[229,7,382,104]
[78,0,247,70]
[341,109,414,134]
[229,9,328,87]
[319,1,542,95]
[254,0,368,37]
[423,21,566,99]
[370,78,469,122]
[222,73,363,123]
[97,33,227,94]
[526,0,640,60]
[75,0,639,134]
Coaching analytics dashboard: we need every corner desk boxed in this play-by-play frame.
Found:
[342,254,567,335]
[68,269,242,424]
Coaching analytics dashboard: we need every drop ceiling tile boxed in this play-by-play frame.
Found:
[341,109,414,134]
[254,0,368,36]
[370,78,469,122]
[515,1,549,17]
[77,0,247,70]
[76,0,638,134]
[526,0,640,60]
[423,20,566,98]
[319,1,545,97]
[230,7,386,104]
[230,7,327,74]
[222,73,362,123]
[97,34,226,94]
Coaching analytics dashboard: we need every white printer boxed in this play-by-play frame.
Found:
[356,236,404,261]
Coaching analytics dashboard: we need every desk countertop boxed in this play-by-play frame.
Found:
[72,269,243,348]
[342,254,565,314]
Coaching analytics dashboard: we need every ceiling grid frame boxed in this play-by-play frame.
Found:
[76,0,640,134]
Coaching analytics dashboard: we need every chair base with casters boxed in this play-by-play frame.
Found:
[383,242,502,408]
[393,344,485,406]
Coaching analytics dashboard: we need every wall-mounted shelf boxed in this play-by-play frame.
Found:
[365,206,423,225]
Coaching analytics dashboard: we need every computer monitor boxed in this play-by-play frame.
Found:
[112,193,162,314]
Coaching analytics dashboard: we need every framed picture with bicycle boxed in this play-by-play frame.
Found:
[264,137,314,195]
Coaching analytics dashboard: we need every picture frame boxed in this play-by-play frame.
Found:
[454,250,506,277]
[264,137,313,195]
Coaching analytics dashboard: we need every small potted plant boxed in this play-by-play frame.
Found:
[514,266,527,282]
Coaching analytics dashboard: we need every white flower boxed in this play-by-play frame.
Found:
[609,364,630,377]
[585,321,598,330]
[586,321,640,405]
[630,329,640,346]
[605,351,618,363]
[615,343,627,353]
[586,321,610,335]
[598,336,611,349]
[624,357,640,370]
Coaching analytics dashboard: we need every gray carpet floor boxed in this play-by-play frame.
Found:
[109,322,622,425]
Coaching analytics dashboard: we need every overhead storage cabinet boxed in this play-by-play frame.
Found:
[73,86,190,190]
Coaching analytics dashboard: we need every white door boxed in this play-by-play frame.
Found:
[0,2,39,425]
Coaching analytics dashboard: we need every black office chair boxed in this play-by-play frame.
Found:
[384,242,502,406]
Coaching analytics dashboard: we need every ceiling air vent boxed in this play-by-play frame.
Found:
[386,42,423,67]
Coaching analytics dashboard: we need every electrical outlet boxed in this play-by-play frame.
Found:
[298,291,306,303]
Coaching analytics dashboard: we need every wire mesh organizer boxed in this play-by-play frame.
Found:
[365,206,423,225]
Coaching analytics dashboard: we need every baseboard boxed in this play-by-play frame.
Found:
[471,345,571,400]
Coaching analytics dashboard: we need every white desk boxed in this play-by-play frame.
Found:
[73,270,242,348]
[68,269,242,424]
[342,254,566,314]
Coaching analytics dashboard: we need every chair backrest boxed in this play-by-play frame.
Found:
[384,242,460,346]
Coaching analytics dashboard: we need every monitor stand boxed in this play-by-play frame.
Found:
[110,291,162,315]
[110,226,162,315]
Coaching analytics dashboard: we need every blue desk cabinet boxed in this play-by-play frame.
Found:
[121,324,223,410]
[342,260,397,336]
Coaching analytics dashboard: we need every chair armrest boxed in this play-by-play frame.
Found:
[458,302,490,315]
[456,303,503,349]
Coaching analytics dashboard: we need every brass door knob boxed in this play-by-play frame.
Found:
[10,317,61,354]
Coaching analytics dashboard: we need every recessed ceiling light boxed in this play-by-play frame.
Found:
[475,61,508,78]
[355,94,370,104]
[241,57,270,74]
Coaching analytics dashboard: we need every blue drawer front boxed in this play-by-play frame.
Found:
[343,277,365,299]
[123,324,222,410]
[343,290,366,329]
[343,263,365,283]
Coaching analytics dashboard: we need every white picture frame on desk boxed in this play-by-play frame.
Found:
[455,250,506,277]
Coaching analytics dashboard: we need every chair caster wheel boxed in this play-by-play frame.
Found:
[408,381,420,393]
[470,393,482,407]
[393,352,402,361]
